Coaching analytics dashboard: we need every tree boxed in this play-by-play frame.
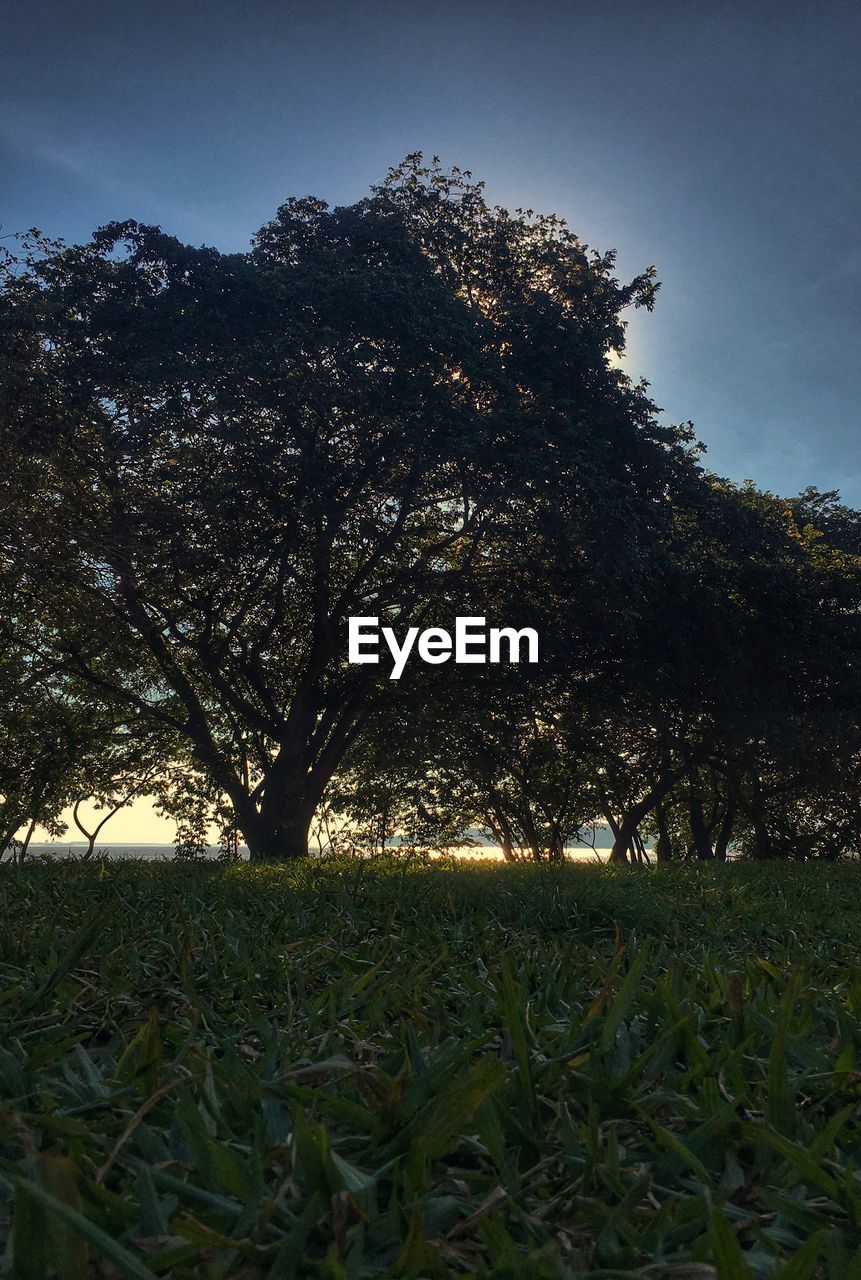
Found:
[2,157,668,860]
[603,477,861,862]
[66,720,171,859]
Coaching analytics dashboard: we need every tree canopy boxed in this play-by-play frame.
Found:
[3,156,860,862]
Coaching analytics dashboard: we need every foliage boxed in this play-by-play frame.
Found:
[0,156,693,861]
[3,158,861,862]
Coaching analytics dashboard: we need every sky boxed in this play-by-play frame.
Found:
[4,0,861,843]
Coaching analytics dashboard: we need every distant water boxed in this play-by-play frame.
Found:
[6,842,612,863]
[5,843,246,862]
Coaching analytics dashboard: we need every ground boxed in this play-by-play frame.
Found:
[1,856,860,1278]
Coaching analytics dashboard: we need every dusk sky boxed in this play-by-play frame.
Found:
[4,1,860,509]
[3,0,860,505]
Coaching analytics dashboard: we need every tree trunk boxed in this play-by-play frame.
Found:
[601,808,626,862]
[19,816,38,863]
[689,779,714,860]
[654,803,673,862]
[714,798,735,861]
[751,816,774,859]
[519,809,542,862]
[633,830,651,865]
[488,809,517,862]
[546,818,565,862]
[242,810,315,862]
[227,750,329,862]
[609,815,639,864]
[747,780,774,859]
[608,770,686,865]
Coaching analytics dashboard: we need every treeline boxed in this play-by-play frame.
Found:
[2,156,860,864]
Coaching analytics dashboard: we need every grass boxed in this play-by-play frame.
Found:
[2,856,861,1278]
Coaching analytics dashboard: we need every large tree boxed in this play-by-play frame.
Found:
[2,157,675,860]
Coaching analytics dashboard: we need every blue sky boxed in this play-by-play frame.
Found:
[3,0,860,502]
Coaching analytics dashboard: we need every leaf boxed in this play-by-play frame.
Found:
[495,955,535,1115]
[772,1229,830,1280]
[14,1177,154,1280]
[744,1123,843,1202]
[599,937,653,1053]
[399,1057,506,1159]
[10,907,112,1015]
[709,1202,756,1279]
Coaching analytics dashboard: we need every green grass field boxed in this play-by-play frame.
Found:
[2,858,861,1278]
